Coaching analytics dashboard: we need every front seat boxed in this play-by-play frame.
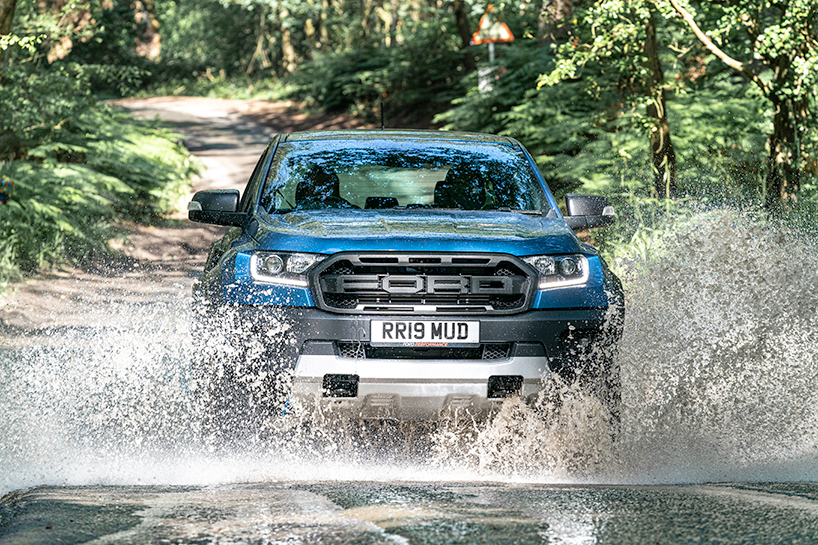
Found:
[434,166,486,209]
[296,165,341,207]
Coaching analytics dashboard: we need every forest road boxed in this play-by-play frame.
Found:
[0,96,366,333]
[4,482,818,543]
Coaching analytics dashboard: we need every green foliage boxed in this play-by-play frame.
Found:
[504,76,648,197]
[669,64,770,201]
[436,39,650,198]
[0,161,126,276]
[538,0,653,89]
[83,108,197,219]
[665,0,818,205]
[680,0,818,99]
[0,27,198,285]
[0,62,96,158]
[0,106,197,284]
[290,15,467,122]
[435,40,553,135]
[152,0,257,78]
[0,105,197,284]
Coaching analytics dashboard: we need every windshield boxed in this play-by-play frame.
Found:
[259,138,549,214]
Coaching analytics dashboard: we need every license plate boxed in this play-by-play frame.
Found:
[370,320,480,347]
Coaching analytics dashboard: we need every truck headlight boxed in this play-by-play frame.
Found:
[250,252,325,286]
[523,255,589,290]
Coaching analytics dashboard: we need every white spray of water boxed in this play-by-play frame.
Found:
[2,208,818,495]
[613,209,818,483]
[432,209,818,483]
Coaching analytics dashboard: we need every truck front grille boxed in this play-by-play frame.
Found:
[311,253,534,315]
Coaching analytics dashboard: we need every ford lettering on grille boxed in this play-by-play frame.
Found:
[333,275,515,295]
[312,253,534,315]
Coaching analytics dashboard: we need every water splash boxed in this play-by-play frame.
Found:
[3,208,818,495]
[438,208,818,483]
[613,208,818,483]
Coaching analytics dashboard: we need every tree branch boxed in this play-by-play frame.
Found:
[667,0,770,96]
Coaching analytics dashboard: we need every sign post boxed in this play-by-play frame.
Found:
[470,5,515,92]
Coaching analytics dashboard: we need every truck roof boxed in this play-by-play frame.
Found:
[284,129,515,145]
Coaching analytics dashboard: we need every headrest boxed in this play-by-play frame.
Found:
[365,196,399,209]
[434,167,485,209]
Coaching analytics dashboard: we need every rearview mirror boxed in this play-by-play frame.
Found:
[564,194,615,231]
[188,190,246,226]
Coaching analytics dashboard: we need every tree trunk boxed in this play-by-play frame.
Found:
[303,0,317,51]
[133,0,161,60]
[765,95,799,209]
[764,51,803,209]
[0,0,17,35]
[280,7,297,73]
[644,8,676,199]
[318,0,332,51]
[360,0,374,42]
[538,0,572,46]
[388,0,398,47]
[452,0,476,71]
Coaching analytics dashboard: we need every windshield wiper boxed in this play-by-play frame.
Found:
[483,207,543,216]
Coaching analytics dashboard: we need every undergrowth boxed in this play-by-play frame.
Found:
[0,22,199,290]
[0,105,198,287]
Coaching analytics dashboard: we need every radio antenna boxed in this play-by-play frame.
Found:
[380,93,386,129]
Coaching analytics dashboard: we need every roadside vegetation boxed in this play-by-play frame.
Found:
[0,0,197,286]
[1,0,816,283]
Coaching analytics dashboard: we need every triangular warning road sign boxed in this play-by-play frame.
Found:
[471,5,515,45]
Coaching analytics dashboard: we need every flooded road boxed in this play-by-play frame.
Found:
[5,482,818,543]
[3,98,818,543]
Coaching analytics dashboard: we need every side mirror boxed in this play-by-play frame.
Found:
[564,194,615,231]
[188,190,246,226]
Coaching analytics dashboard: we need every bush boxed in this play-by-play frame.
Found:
[289,16,468,125]
[0,107,197,284]
[0,39,198,286]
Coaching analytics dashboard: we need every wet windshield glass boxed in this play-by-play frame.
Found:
[259,138,548,213]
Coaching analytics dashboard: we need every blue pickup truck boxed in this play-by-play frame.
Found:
[189,130,623,427]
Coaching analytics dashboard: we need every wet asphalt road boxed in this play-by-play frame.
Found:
[4,481,818,544]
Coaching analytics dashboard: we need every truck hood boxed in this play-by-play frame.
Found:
[253,209,585,255]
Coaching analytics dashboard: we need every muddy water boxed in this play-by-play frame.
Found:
[2,209,818,502]
[614,210,818,483]
[5,482,818,544]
